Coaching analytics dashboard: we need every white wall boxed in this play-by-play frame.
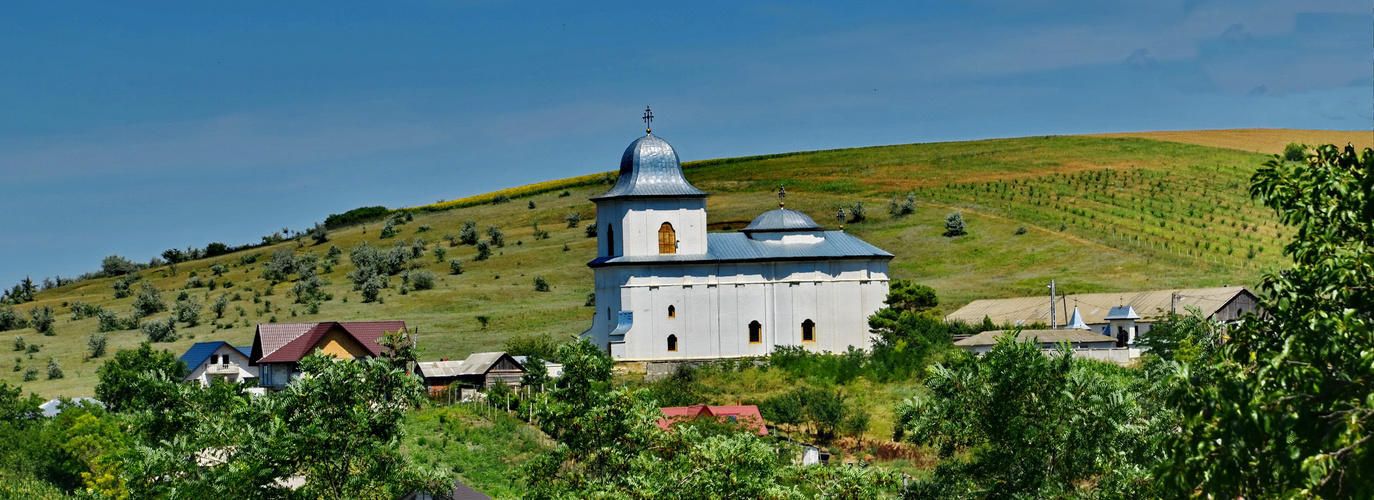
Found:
[186,345,258,386]
[597,197,708,257]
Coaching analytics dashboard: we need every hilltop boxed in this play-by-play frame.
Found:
[4,129,1362,398]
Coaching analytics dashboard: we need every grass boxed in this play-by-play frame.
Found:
[403,404,552,499]
[5,130,1357,398]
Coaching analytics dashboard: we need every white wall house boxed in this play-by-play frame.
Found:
[582,131,893,361]
[179,341,257,386]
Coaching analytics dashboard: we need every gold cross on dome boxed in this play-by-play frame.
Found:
[643,106,654,134]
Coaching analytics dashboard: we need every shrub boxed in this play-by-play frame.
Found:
[491,194,511,204]
[101,255,140,276]
[0,307,26,332]
[1282,142,1305,162]
[111,276,135,298]
[848,202,867,223]
[584,292,595,307]
[528,200,537,209]
[944,211,967,236]
[308,223,329,245]
[533,276,550,292]
[360,275,385,303]
[558,190,571,197]
[97,309,132,332]
[410,270,437,291]
[449,259,465,275]
[22,367,37,382]
[12,336,24,352]
[888,192,917,217]
[565,212,582,228]
[87,332,108,359]
[476,315,490,329]
[186,276,204,288]
[532,222,550,240]
[1015,225,1028,235]
[432,246,447,262]
[475,241,492,261]
[28,305,54,335]
[141,318,178,342]
[211,294,229,319]
[25,343,39,354]
[261,248,297,284]
[174,295,202,326]
[585,223,598,238]
[132,282,167,317]
[460,221,479,245]
[379,221,399,239]
[416,224,432,233]
[210,261,230,276]
[323,205,388,229]
[487,226,505,247]
[409,238,427,259]
[239,252,260,265]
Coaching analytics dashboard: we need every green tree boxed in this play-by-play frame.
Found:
[1158,144,1374,497]
[883,279,938,314]
[94,343,189,442]
[459,221,479,245]
[131,281,166,317]
[28,305,55,335]
[943,211,966,236]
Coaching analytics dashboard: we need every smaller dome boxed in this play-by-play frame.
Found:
[740,208,825,234]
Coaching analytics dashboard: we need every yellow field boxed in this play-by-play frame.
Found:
[1092,129,1373,155]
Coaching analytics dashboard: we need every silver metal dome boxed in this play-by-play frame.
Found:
[591,134,708,200]
[740,208,825,234]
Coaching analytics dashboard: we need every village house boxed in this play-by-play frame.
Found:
[954,328,1120,359]
[414,352,525,396]
[584,117,894,362]
[249,321,407,391]
[179,341,257,386]
[656,404,769,436]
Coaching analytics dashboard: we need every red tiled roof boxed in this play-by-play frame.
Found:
[254,321,406,364]
[657,404,768,436]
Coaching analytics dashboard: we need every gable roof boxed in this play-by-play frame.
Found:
[954,329,1117,348]
[253,321,406,364]
[657,405,769,436]
[180,341,252,370]
[946,286,1254,327]
[590,231,892,267]
[416,352,524,378]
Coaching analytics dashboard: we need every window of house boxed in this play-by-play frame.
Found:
[607,225,615,256]
[802,319,815,342]
[668,305,676,318]
[748,321,762,344]
[667,334,678,352]
[658,222,676,254]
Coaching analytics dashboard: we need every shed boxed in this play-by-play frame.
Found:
[416,352,525,395]
[954,329,1118,355]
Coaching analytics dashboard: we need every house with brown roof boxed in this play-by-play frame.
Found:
[657,405,769,436]
[250,321,406,390]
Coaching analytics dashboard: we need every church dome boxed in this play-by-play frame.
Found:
[591,134,708,200]
[740,208,826,234]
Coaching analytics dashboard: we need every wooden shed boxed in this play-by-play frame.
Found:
[416,352,525,396]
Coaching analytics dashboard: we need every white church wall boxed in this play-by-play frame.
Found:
[599,198,708,257]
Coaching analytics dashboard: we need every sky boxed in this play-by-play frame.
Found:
[1,0,1370,287]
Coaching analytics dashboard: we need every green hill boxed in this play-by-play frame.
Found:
[3,133,1308,398]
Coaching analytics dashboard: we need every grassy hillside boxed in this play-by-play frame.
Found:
[6,131,1345,398]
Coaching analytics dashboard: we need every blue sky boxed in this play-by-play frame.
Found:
[1,0,1370,286]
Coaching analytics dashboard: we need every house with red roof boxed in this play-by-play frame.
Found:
[250,321,406,390]
[656,405,769,436]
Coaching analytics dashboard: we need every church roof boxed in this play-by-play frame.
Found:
[591,134,708,200]
[588,231,892,267]
[740,208,825,234]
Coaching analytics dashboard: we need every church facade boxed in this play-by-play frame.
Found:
[582,129,893,361]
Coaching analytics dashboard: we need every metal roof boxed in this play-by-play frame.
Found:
[589,231,892,267]
[954,329,1117,347]
[591,134,708,200]
[1103,306,1142,320]
[179,341,252,371]
[946,286,1254,327]
[416,352,523,378]
[740,208,825,234]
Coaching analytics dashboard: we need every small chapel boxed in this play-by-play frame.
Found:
[582,111,894,361]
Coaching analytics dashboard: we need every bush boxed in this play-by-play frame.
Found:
[528,200,536,209]
[323,205,389,229]
[416,224,432,233]
[1015,225,1028,235]
[22,367,37,381]
[475,242,492,261]
[174,295,202,326]
[25,343,39,354]
[133,282,167,317]
[87,332,108,358]
[410,270,437,291]
[211,294,229,319]
[101,255,140,276]
[585,223,598,238]
[487,226,505,247]
[532,222,550,240]
[97,309,131,332]
[1282,142,1305,162]
[491,194,511,204]
[12,335,24,352]
[460,221,479,245]
[888,192,917,217]
[584,292,595,307]
[432,246,447,262]
[112,275,135,298]
[261,248,297,284]
[186,276,204,288]
[533,276,550,292]
[379,221,399,239]
[360,275,385,303]
[848,202,867,223]
[944,211,967,236]
[141,318,177,342]
[565,212,582,228]
[449,259,465,275]
[0,307,24,331]
[558,190,571,197]
[210,261,230,276]
[308,223,329,244]
[28,305,54,335]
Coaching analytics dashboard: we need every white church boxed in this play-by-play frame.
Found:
[582,120,894,361]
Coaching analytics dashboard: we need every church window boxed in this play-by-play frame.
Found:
[668,305,675,318]
[658,222,676,254]
[802,319,815,342]
[667,334,678,352]
[748,321,762,344]
[607,225,616,256]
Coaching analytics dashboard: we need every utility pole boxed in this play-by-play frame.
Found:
[1048,279,1058,329]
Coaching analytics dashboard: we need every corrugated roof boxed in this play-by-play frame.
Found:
[740,208,825,233]
[955,329,1117,347]
[591,134,708,200]
[256,321,406,363]
[590,231,892,267]
[946,286,1253,327]
[180,341,253,370]
[417,352,522,378]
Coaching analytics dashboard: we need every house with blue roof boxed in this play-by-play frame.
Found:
[179,341,257,386]
[583,115,894,361]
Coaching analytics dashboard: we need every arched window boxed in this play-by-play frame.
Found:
[667,305,676,318]
[667,334,678,352]
[658,222,676,254]
[802,319,815,342]
[748,321,762,344]
[607,225,616,256]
